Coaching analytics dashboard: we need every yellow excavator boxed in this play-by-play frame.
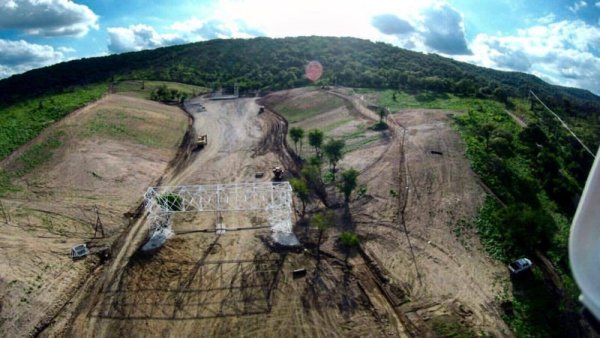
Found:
[196,134,207,150]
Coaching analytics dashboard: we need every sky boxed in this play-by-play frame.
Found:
[1,0,600,94]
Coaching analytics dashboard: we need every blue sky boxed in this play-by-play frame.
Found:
[1,0,599,94]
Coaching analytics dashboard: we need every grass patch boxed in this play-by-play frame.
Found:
[320,117,353,133]
[343,134,384,153]
[430,316,475,338]
[0,83,107,161]
[85,107,185,148]
[14,131,65,176]
[0,170,19,196]
[274,93,345,123]
[115,80,209,100]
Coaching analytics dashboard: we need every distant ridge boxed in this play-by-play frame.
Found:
[1,36,598,116]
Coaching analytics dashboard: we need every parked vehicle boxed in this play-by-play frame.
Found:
[508,258,533,274]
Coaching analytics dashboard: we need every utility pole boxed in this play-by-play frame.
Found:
[94,206,105,238]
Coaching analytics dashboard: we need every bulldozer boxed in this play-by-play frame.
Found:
[196,134,207,150]
[272,166,284,180]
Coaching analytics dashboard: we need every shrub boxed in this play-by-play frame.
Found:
[156,192,183,211]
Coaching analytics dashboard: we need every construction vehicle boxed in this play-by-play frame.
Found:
[272,166,284,180]
[196,134,207,150]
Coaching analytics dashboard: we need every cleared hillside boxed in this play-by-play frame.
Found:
[0,94,188,337]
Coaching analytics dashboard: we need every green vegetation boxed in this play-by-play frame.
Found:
[289,127,304,154]
[308,129,325,157]
[3,36,598,123]
[0,83,107,160]
[323,138,345,178]
[340,231,359,248]
[0,170,19,196]
[274,93,344,123]
[339,231,360,262]
[430,316,474,338]
[115,80,208,101]
[447,97,587,337]
[290,177,309,218]
[156,193,183,212]
[15,131,65,177]
[86,108,184,148]
[337,168,360,204]
[312,210,334,263]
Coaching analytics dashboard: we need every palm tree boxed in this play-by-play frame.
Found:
[323,138,345,180]
[308,129,324,158]
[289,127,304,154]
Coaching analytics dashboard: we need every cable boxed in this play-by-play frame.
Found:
[529,90,596,158]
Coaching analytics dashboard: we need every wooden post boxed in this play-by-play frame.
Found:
[0,200,9,224]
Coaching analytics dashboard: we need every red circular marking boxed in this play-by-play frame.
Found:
[305,61,323,82]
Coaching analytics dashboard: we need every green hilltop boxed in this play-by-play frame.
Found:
[1,36,600,116]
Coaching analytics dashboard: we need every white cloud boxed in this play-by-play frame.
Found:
[107,24,187,53]
[568,1,588,13]
[0,39,65,78]
[170,17,261,40]
[460,20,600,94]
[57,46,76,53]
[536,13,556,25]
[596,1,600,7]
[189,0,435,45]
[0,0,98,37]
[173,0,467,55]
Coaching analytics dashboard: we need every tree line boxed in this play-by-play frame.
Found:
[1,36,599,121]
[287,126,364,265]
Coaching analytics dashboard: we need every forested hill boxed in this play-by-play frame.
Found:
[1,36,599,116]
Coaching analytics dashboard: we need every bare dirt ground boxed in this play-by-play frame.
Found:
[0,94,188,338]
[336,90,513,336]
[265,87,513,336]
[8,87,514,337]
[53,96,405,338]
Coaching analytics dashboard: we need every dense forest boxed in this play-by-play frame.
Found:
[1,36,600,120]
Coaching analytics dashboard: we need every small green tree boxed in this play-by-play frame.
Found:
[323,139,345,180]
[301,163,327,203]
[289,127,304,154]
[480,122,496,150]
[308,129,324,158]
[312,211,334,262]
[378,107,387,123]
[156,192,183,211]
[337,168,359,204]
[339,231,360,262]
[290,177,309,218]
[307,155,323,169]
